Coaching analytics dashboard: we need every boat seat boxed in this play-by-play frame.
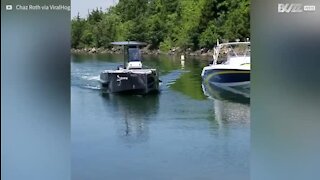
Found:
[127,61,142,69]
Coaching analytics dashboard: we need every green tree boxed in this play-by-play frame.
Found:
[221,1,250,41]
[71,0,250,51]
[71,13,85,48]
[199,21,220,48]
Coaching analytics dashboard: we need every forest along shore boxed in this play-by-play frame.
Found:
[71,46,214,58]
[71,0,250,57]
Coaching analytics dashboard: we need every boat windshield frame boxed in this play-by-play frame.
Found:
[213,42,250,65]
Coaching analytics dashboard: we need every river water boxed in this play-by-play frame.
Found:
[71,54,250,180]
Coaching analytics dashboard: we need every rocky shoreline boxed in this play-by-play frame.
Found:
[71,46,214,59]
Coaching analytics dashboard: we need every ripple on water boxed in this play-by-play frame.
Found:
[160,69,189,88]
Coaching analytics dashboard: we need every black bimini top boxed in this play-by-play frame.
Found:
[111,41,147,46]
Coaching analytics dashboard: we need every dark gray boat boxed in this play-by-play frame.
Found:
[100,41,160,94]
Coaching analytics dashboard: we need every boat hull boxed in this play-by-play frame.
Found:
[100,71,159,94]
[202,68,250,87]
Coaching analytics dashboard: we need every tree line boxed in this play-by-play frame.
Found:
[71,0,249,51]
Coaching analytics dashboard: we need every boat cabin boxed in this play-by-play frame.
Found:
[111,41,146,70]
[127,47,142,69]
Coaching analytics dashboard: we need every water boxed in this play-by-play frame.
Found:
[71,54,250,180]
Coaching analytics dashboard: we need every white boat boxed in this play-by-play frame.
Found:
[201,40,250,87]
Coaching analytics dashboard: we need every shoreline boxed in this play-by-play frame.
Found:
[71,47,214,60]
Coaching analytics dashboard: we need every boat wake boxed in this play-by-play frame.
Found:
[71,72,102,90]
[160,70,188,88]
[83,85,101,90]
[81,75,100,81]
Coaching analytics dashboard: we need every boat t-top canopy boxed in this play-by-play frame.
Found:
[111,41,147,46]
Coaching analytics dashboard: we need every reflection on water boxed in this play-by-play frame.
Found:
[101,93,159,143]
[71,54,250,180]
[213,99,250,128]
[181,59,185,69]
[202,80,250,129]
[202,81,250,104]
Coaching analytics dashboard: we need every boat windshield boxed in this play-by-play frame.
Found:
[214,43,250,64]
[225,44,250,58]
[128,48,141,61]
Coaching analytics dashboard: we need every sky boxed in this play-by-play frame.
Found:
[71,0,118,18]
